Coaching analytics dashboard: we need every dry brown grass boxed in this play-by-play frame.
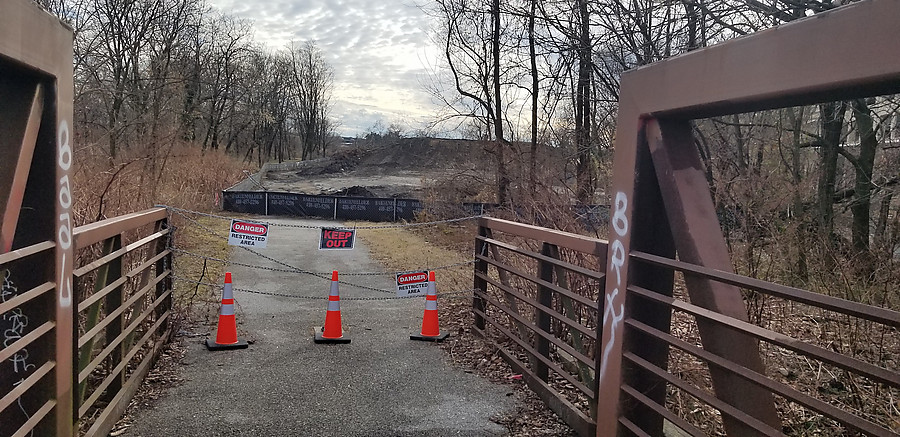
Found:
[349,221,473,294]
[73,143,251,224]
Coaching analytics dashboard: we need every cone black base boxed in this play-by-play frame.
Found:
[313,326,351,344]
[205,338,249,350]
[410,332,449,342]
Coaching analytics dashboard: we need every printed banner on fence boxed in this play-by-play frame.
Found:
[396,271,429,297]
[228,219,269,248]
[319,228,355,250]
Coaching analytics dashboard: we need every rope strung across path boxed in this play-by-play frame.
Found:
[173,276,477,301]
[158,205,484,229]
[173,248,475,277]
[165,207,476,296]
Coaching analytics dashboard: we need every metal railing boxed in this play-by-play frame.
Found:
[0,208,173,437]
[72,208,173,436]
[622,251,900,436]
[473,217,606,436]
[471,217,899,436]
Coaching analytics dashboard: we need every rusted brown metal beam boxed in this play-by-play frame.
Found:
[477,236,607,283]
[1,2,74,435]
[626,318,899,437]
[73,208,168,248]
[619,0,900,119]
[479,217,609,265]
[646,119,780,434]
[630,250,900,329]
[600,1,900,435]
[0,84,42,253]
[628,284,900,389]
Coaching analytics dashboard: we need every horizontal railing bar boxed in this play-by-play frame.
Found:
[78,270,169,348]
[11,399,55,437]
[73,229,168,278]
[0,360,54,414]
[626,318,898,437]
[477,236,607,282]
[78,245,172,312]
[0,321,55,364]
[620,384,706,437]
[480,217,609,265]
[477,254,599,310]
[126,249,170,280]
[472,324,597,435]
[0,241,55,265]
[477,271,598,340]
[78,249,168,313]
[77,277,128,314]
[74,208,167,248]
[79,311,169,418]
[473,306,595,398]
[623,352,784,436]
[84,323,170,437]
[80,289,172,383]
[628,285,900,389]
[630,251,900,329]
[73,244,127,278]
[474,288,595,368]
[618,417,653,437]
[0,281,54,315]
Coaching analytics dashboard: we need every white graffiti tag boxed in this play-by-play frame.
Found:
[58,120,73,308]
[599,192,629,382]
[1,270,34,435]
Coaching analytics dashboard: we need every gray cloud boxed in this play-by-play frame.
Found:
[209,0,440,136]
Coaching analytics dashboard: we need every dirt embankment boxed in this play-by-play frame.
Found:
[258,138,492,199]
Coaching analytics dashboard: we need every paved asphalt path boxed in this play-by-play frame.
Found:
[126,217,515,437]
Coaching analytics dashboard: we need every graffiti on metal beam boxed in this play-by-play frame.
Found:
[1,270,34,436]
[599,192,629,382]
[58,120,73,308]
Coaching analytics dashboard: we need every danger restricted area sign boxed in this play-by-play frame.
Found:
[319,228,355,250]
[396,271,428,297]
[228,219,269,248]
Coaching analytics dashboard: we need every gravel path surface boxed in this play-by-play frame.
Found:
[125,217,515,437]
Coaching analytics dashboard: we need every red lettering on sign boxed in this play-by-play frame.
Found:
[398,272,427,284]
[232,221,267,235]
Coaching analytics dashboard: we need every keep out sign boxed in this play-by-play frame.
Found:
[319,228,355,250]
[228,219,269,248]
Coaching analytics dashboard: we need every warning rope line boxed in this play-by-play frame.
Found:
[166,207,475,295]
[158,205,483,229]
[172,276,477,301]
[172,248,475,277]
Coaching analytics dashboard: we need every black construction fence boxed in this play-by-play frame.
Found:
[222,191,610,226]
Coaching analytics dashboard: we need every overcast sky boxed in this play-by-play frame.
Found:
[208,0,442,137]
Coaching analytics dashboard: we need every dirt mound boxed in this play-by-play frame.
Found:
[260,138,490,197]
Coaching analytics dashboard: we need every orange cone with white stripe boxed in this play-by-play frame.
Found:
[206,272,248,350]
[314,271,351,344]
[411,271,449,342]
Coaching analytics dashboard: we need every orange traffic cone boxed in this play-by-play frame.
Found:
[314,271,350,344]
[411,271,449,342]
[206,272,248,350]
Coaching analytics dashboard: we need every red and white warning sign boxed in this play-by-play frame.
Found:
[396,271,429,297]
[228,219,269,248]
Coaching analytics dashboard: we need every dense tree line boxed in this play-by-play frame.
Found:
[431,0,900,286]
[40,0,335,168]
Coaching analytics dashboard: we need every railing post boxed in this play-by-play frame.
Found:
[473,223,489,331]
[103,235,124,401]
[154,216,173,334]
[536,242,557,382]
